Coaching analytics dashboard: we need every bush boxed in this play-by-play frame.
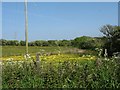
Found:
[2,56,120,88]
[100,25,120,56]
[20,40,25,46]
[71,36,102,50]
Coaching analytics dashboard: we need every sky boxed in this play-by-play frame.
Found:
[2,2,118,41]
[118,1,120,26]
[0,2,2,39]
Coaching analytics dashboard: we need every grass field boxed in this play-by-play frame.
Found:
[2,46,82,57]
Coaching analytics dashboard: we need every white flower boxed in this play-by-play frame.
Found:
[24,54,31,59]
[0,61,2,65]
[40,49,45,52]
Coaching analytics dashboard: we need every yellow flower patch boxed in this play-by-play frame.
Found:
[0,54,96,62]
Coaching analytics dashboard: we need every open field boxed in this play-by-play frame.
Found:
[1,46,97,61]
[2,46,83,57]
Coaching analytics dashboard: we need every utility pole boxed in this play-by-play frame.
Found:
[25,0,28,54]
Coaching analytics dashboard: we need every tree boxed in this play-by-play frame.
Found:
[28,41,35,46]
[35,40,42,46]
[48,40,57,46]
[0,39,7,46]
[100,25,120,56]
[58,40,71,46]
[71,36,98,49]
[20,40,26,46]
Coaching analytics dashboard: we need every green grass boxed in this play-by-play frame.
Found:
[2,46,78,57]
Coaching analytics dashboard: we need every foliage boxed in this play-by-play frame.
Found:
[71,36,103,50]
[57,40,72,46]
[48,40,57,46]
[2,55,120,88]
[0,39,72,47]
[100,25,120,56]
[0,36,103,50]
[0,39,7,46]
[20,40,25,46]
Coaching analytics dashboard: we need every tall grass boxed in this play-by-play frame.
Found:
[2,56,120,88]
[2,46,77,57]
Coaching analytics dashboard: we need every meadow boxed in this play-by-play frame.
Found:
[1,46,120,88]
[2,46,76,57]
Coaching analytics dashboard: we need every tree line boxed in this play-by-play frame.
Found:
[0,39,71,46]
[0,36,103,48]
[1,25,120,56]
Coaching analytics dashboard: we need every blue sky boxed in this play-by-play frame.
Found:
[2,2,118,41]
[0,2,2,39]
[118,1,120,26]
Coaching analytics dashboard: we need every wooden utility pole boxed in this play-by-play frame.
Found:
[25,0,28,54]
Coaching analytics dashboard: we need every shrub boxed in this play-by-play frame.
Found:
[2,56,120,88]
